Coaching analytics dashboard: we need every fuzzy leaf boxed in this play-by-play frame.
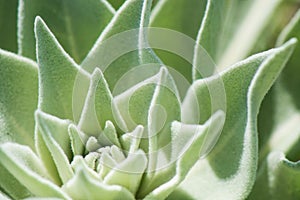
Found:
[36,111,74,185]
[120,125,144,154]
[0,0,18,52]
[0,49,38,149]
[68,124,85,156]
[249,152,300,199]
[18,0,115,62]
[63,168,135,200]
[104,150,147,195]
[78,68,127,135]
[0,143,70,199]
[35,16,90,122]
[140,111,224,200]
[82,0,162,90]
[99,121,122,148]
[115,67,180,157]
[170,39,296,200]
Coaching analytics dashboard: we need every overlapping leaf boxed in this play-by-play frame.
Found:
[18,0,115,62]
[82,0,162,91]
[168,39,296,200]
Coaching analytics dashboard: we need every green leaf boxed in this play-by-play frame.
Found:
[258,8,300,164]
[0,49,38,149]
[249,151,300,199]
[35,16,90,122]
[99,121,122,148]
[62,168,134,200]
[36,110,74,185]
[18,0,115,62]
[68,124,85,156]
[0,0,18,52]
[82,0,162,90]
[276,9,300,110]
[0,143,70,199]
[120,125,144,154]
[78,68,127,135]
[170,39,296,200]
[143,111,224,200]
[107,0,126,9]
[115,67,180,156]
[150,0,207,82]
[0,162,31,199]
[193,0,282,75]
[103,149,147,195]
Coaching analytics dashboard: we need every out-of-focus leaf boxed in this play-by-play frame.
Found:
[193,0,282,76]
[150,0,207,82]
[249,151,300,199]
[18,0,115,62]
[0,0,18,52]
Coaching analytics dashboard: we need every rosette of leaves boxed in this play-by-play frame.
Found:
[0,0,299,199]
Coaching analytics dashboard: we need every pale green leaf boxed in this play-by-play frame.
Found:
[0,49,38,149]
[34,16,90,122]
[103,149,147,195]
[99,121,122,148]
[36,110,74,185]
[18,0,115,62]
[68,124,85,156]
[249,151,300,199]
[170,39,296,200]
[150,0,207,82]
[0,162,31,199]
[78,68,127,135]
[115,67,180,157]
[82,0,162,90]
[193,0,282,76]
[144,111,224,200]
[0,143,70,199]
[0,0,17,52]
[120,125,144,154]
[258,8,300,164]
[62,168,135,200]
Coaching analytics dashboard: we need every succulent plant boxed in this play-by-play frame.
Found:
[0,0,300,199]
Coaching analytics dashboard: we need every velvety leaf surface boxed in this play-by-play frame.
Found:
[63,168,134,200]
[0,0,18,52]
[35,16,90,121]
[18,0,115,62]
[78,68,127,135]
[143,111,224,200]
[36,111,74,184]
[82,0,162,91]
[0,143,70,199]
[169,39,296,200]
[0,49,38,149]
